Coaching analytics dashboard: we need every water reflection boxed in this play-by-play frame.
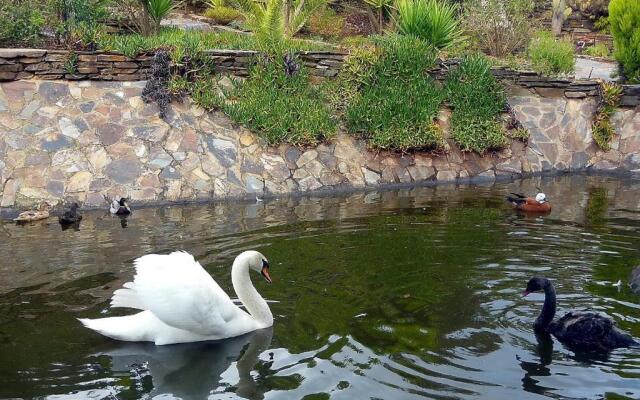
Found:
[0,175,639,399]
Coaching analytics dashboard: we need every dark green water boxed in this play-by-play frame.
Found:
[1,175,639,400]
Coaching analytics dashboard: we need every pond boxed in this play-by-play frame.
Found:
[1,175,639,400]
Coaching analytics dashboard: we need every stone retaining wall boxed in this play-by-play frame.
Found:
[0,79,638,209]
[0,49,153,81]
[2,48,639,106]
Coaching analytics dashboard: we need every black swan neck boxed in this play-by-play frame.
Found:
[535,282,556,332]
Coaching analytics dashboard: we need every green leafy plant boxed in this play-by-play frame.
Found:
[445,54,508,153]
[228,0,326,41]
[147,0,181,32]
[609,0,640,83]
[203,6,242,24]
[528,31,575,76]
[64,51,79,75]
[594,16,610,33]
[224,61,336,146]
[462,0,535,58]
[395,0,463,50]
[0,0,46,46]
[592,81,622,150]
[344,35,445,151]
[583,43,610,58]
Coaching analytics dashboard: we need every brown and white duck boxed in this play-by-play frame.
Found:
[506,192,551,213]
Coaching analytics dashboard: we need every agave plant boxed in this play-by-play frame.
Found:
[395,0,463,50]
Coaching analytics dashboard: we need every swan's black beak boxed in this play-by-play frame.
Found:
[522,291,530,297]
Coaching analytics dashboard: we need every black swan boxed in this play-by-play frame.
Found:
[523,277,637,352]
[59,202,82,225]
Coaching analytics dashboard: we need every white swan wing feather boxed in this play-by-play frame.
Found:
[111,251,240,336]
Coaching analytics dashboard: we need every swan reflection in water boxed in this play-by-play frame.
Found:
[95,327,273,399]
[518,333,554,394]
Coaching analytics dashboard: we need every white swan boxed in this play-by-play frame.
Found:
[79,250,273,345]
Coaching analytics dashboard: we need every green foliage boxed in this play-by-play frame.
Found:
[147,0,181,31]
[592,82,622,150]
[344,35,445,151]
[97,27,325,57]
[170,75,225,110]
[203,6,242,24]
[224,61,336,146]
[0,0,46,46]
[528,31,575,76]
[594,16,610,33]
[363,0,393,33]
[228,0,325,41]
[462,0,535,58]
[445,54,508,153]
[583,43,610,58]
[609,0,640,83]
[64,51,79,75]
[507,127,530,141]
[395,0,463,50]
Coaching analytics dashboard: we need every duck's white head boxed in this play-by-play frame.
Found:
[241,250,271,283]
[535,193,547,203]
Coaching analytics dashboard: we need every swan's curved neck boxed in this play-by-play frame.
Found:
[535,281,556,332]
[231,256,273,328]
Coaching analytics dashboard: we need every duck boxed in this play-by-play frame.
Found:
[59,202,82,224]
[13,202,51,222]
[506,192,551,213]
[79,250,273,345]
[110,197,131,216]
[522,277,637,352]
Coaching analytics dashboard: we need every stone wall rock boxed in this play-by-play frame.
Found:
[0,79,639,209]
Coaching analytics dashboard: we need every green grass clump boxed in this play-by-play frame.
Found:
[527,31,575,76]
[583,43,610,58]
[224,61,336,146]
[445,54,508,153]
[592,81,622,150]
[609,0,640,83]
[96,28,326,58]
[343,35,445,151]
[306,7,345,39]
[203,6,242,25]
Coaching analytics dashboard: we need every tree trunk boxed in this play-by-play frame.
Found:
[378,7,383,34]
[552,0,566,37]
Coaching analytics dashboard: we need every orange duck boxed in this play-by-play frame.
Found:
[506,192,551,213]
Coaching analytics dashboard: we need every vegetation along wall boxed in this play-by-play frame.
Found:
[0,73,638,209]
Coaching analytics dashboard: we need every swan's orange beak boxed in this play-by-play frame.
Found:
[261,267,272,284]
[522,291,530,297]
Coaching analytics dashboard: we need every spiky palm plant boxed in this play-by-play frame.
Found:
[228,0,325,39]
[395,0,463,50]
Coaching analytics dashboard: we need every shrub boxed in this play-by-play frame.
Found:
[224,61,336,146]
[445,54,508,153]
[395,0,463,50]
[528,31,575,76]
[462,0,535,58]
[0,0,46,46]
[344,35,445,151]
[203,6,242,24]
[609,0,640,83]
[592,82,622,150]
[583,43,610,58]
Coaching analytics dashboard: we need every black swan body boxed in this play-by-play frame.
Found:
[523,277,637,352]
[59,202,82,224]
